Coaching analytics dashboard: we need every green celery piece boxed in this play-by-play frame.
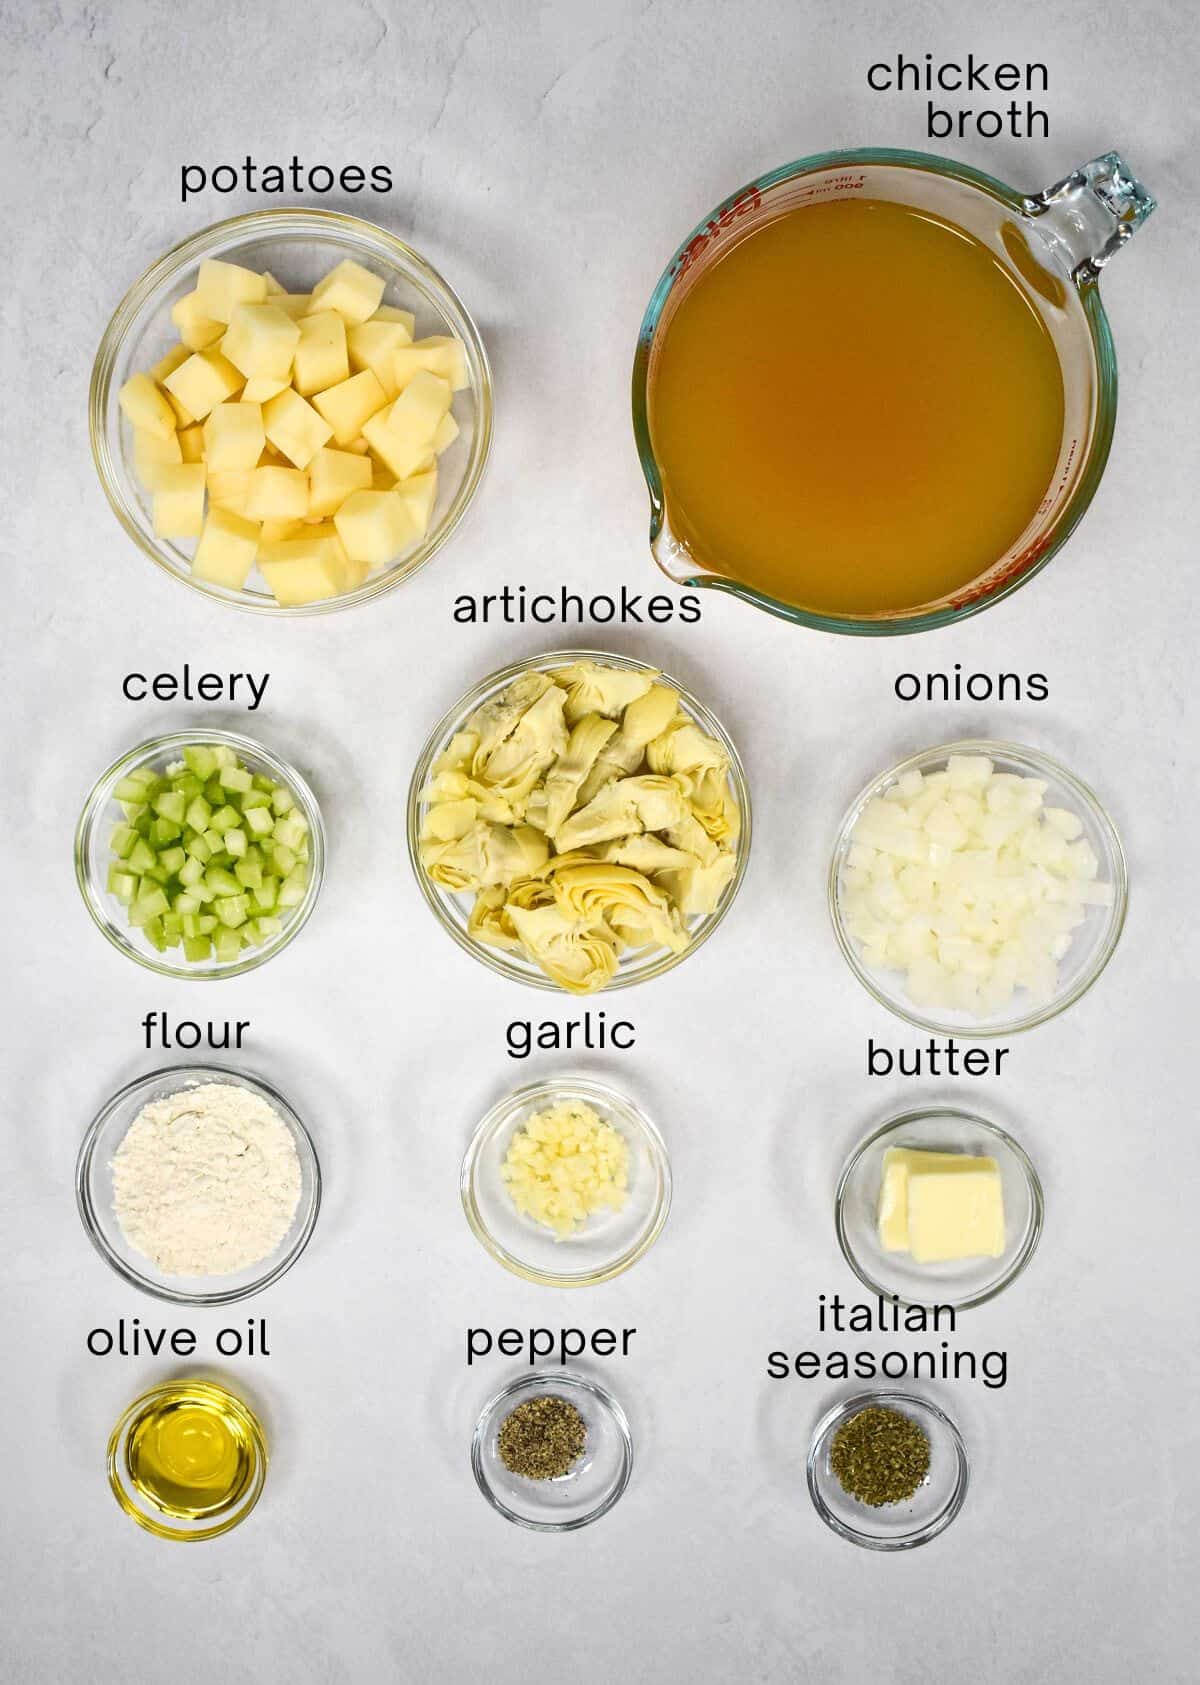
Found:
[243,843,264,866]
[209,805,241,834]
[220,765,253,794]
[224,828,247,858]
[183,745,218,780]
[197,913,218,934]
[185,795,212,833]
[127,838,156,875]
[203,777,225,805]
[252,877,279,912]
[252,773,274,792]
[277,868,307,908]
[109,823,138,859]
[240,787,272,811]
[151,817,182,845]
[185,833,212,864]
[273,814,307,851]
[152,790,187,824]
[114,773,154,801]
[143,863,170,886]
[211,744,237,769]
[241,918,262,946]
[272,843,297,875]
[172,772,203,800]
[133,812,154,838]
[235,860,263,890]
[181,913,202,939]
[183,934,212,963]
[213,926,243,962]
[214,894,249,929]
[243,806,274,838]
[118,800,147,822]
[162,913,183,939]
[257,915,283,937]
[192,879,215,904]
[203,827,224,852]
[178,856,205,888]
[144,916,168,952]
[174,892,200,915]
[270,786,295,817]
[204,865,241,897]
[136,885,170,920]
[159,845,187,877]
[107,867,137,903]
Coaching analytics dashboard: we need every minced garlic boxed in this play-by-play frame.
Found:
[501,1100,630,1238]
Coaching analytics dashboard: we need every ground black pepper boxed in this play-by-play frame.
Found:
[829,1405,931,1506]
[497,1395,587,1480]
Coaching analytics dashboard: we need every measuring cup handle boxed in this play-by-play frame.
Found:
[1023,151,1157,284]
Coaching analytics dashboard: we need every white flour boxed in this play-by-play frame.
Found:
[112,1081,303,1277]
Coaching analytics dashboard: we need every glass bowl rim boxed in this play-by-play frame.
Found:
[806,1387,969,1550]
[406,645,753,992]
[631,145,1118,636]
[74,726,325,981]
[76,1061,322,1305]
[833,1105,1045,1310]
[470,1369,634,1532]
[460,1074,673,1287]
[107,1377,268,1541]
[89,205,494,617]
[827,736,1128,1035]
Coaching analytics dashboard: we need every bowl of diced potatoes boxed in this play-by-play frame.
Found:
[90,209,493,613]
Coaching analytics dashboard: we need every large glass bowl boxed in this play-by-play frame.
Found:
[828,738,1127,1035]
[90,208,492,614]
[75,728,324,980]
[77,1064,321,1305]
[407,648,752,992]
[461,1076,671,1286]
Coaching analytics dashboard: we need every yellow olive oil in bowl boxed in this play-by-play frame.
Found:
[108,1379,267,1540]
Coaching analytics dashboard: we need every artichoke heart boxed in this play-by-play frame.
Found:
[552,862,690,954]
[481,685,568,785]
[465,671,554,775]
[646,720,730,777]
[599,834,700,874]
[467,885,523,951]
[689,765,741,843]
[423,821,548,891]
[543,713,618,838]
[575,684,681,807]
[555,775,689,851]
[507,903,620,994]
[556,660,656,725]
[658,852,738,916]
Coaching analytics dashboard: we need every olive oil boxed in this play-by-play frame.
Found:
[109,1380,266,1539]
[648,197,1065,618]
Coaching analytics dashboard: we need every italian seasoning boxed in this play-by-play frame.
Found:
[829,1405,931,1506]
[497,1396,587,1481]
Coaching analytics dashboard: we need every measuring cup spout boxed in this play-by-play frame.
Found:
[1024,151,1156,285]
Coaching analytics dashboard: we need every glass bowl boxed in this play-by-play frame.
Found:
[75,728,324,979]
[807,1390,968,1550]
[828,738,1127,1035]
[407,648,752,992]
[471,1371,633,1531]
[834,1107,1043,1310]
[108,1379,267,1541]
[461,1076,671,1286]
[90,208,493,615]
[77,1064,321,1305]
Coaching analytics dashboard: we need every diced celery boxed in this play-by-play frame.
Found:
[204,777,225,805]
[270,786,295,817]
[118,800,147,822]
[143,863,170,886]
[136,885,170,920]
[162,913,183,940]
[128,838,156,875]
[109,823,138,859]
[114,773,155,801]
[235,860,263,890]
[203,827,223,852]
[172,773,203,800]
[277,868,307,908]
[159,846,186,877]
[133,813,154,838]
[192,879,215,904]
[152,790,187,824]
[204,865,241,897]
[212,744,237,769]
[219,765,253,794]
[107,867,137,903]
[183,745,218,780]
[272,843,297,875]
[214,894,249,929]
[243,806,275,838]
[213,926,243,962]
[224,828,247,858]
[242,919,262,945]
[252,877,279,913]
[273,814,307,851]
[185,796,212,833]
[252,773,274,792]
[178,856,204,888]
[144,916,168,952]
[197,914,218,935]
[185,833,212,864]
[210,805,241,834]
[174,892,200,916]
[183,935,212,963]
[151,817,182,845]
[257,915,283,937]
[240,787,272,811]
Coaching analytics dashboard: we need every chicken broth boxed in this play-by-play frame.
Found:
[647,197,1065,617]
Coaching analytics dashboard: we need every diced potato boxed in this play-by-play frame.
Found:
[292,311,349,396]
[333,489,419,566]
[393,335,468,392]
[203,401,266,471]
[151,344,191,386]
[163,389,195,428]
[177,424,205,463]
[312,369,387,447]
[207,469,254,514]
[362,370,451,478]
[307,446,373,518]
[152,464,206,538]
[397,467,437,536]
[222,302,301,380]
[274,293,312,320]
[347,319,412,399]
[170,290,224,351]
[118,372,176,440]
[133,426,182,488]
[261,271,286,295]
[362,412,424,481]
[373,305,416,334]
[244,464,309,520]
[258,535,348,605]
[262,388,333,469]
[242,375,290,403]
[196,257,269,322]
[259,517,308,542]
[345,436,370,455]
[164,349,244,421]
[309,258,386,324]
[433,412,460,453]
[192,507,261,590]
[371,459,397,490]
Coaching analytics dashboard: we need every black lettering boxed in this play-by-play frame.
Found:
[466,1329,493,1364]
[371,165,394,193]
[1026,103,1049,139]
[938,61,964,90]
[506,1021,532,1059]
[589,594,615,623]
[87,1328,114,1355]
[966,672,993,700]
[867,1039,892,1076]
[340,165,365,192]
[216,1327,242,1355]
[793,1350,821,1378]
[978,110,1003,138]
[679,594,702,623]
[261,165,283,192]
[181,166,207,203]
[647,595,672,622]
[620,1328,636,1355]
[151,674,178,702]
[591,1330,616,1356]
[965,54,988,91]
[171,1329,197,1355]
[852,1350,876,1378]
[1026,62,1049,92]
[453,595,475,622]
[927,101,952,138]
[895,55,920,91]
[531,594,554,622]
[309,165,334,192]
[894,673,920,701]
[212,165,237,192]
[530,1328,557,1362]
[496,1328,523,1356]
[611,1020,635,1049]
[767,1349,789,1378]
[867,62,891,90]
[1027,672,1049,701]
[982,1351,1008,1388]
[993,62,1020,91]
[196,674,222,701]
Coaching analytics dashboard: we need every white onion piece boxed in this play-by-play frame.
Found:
[842,756,1113,1017]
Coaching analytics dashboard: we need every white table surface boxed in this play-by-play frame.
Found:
[3,1,1197,1679]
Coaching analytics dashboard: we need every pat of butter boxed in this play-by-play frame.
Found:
[877,1148,986,1253]
[906,1161,1005,1264]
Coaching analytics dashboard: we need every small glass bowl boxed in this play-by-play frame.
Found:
[472,1371,633,1531]
[807,1390,968,1550]
[90,208,492,615]
[77,1064,321,1305]
[835,1107,1043,1310]
[408,648,752,992]
[75,728,324,980]
[108,1379,268,1541]
[828,738,1127,1035]
[461,1076,672,1286]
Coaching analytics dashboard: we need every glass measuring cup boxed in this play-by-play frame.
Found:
[632,148,1156,634]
